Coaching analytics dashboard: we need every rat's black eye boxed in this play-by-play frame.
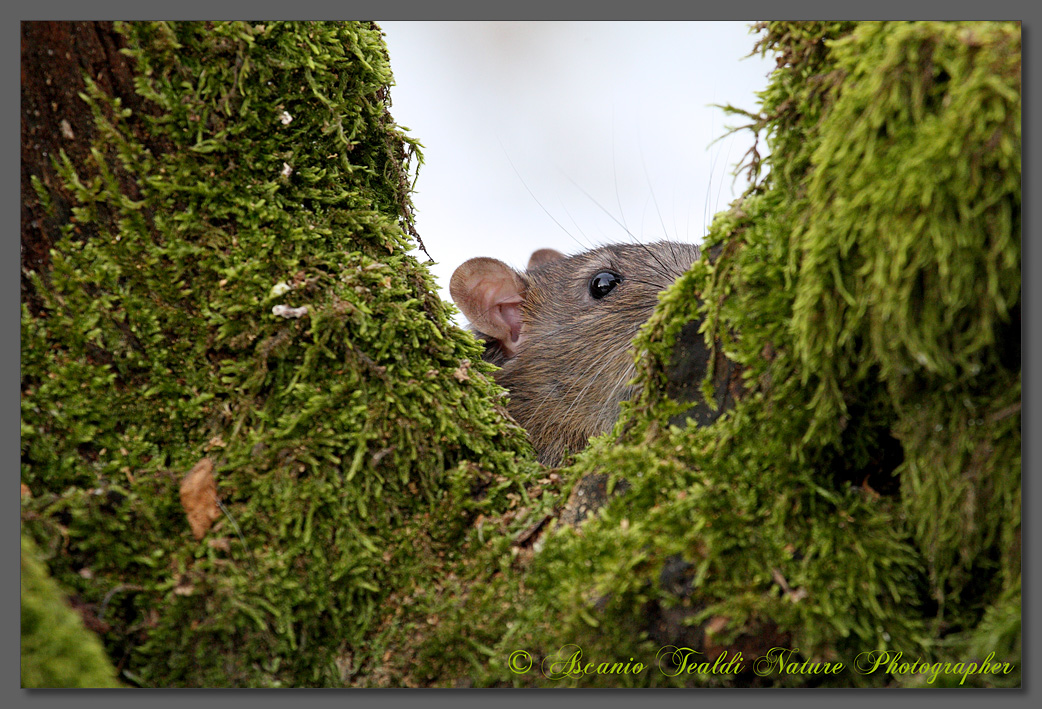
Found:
[589,271,623,299]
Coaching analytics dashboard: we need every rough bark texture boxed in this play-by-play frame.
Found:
[21,22,158,313]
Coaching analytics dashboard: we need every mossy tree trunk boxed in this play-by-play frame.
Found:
[21,22,158,313]
[21,21,1020,688]
[21,22,148,687]
[20,20,536,687]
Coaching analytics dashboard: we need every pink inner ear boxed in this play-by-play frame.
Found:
[450,257,527,356]
[497,299,522,343]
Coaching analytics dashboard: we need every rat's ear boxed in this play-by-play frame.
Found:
[450,257,526,357]
[527,248,565,270]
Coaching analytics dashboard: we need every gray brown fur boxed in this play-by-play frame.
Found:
[452,241,701,467]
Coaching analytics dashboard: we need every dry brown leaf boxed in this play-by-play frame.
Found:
[180,457,221,540]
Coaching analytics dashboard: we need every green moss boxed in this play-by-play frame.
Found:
[21,21,536,687]
[21,20,1019,688]
[21,534,122,688]
[376,21,1018,688]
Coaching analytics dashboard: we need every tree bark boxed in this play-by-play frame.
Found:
[20,21,147,312]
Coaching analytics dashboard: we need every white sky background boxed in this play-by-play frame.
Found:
[377,21,774,316]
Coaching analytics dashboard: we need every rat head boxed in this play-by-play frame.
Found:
[451,241,701,466]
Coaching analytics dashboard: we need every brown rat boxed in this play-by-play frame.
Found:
[450,240,701,466]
